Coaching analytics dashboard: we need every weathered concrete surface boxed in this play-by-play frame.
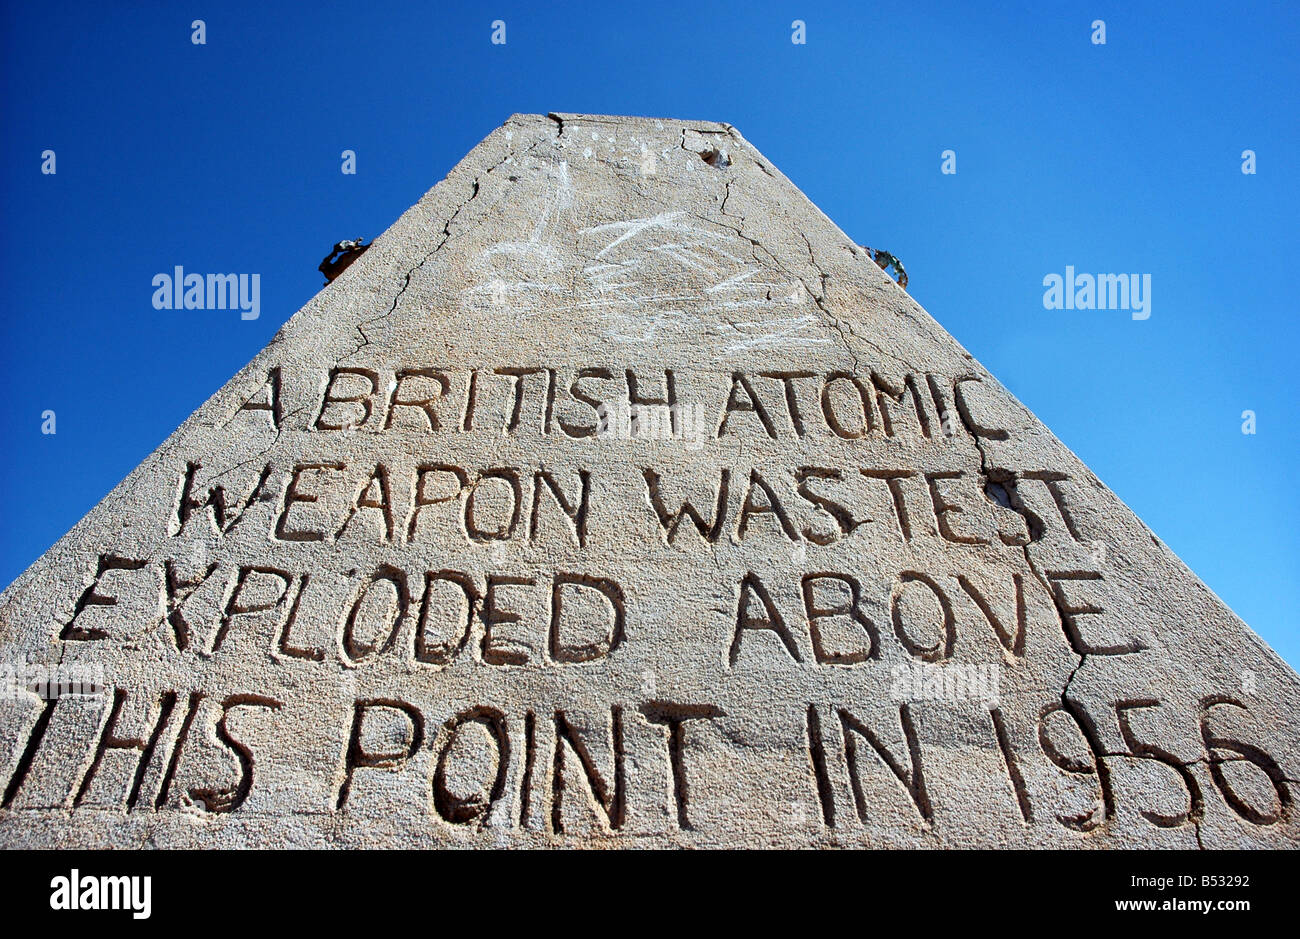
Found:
[1,113,1296,849]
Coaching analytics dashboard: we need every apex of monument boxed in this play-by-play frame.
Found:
[537,111,737,131]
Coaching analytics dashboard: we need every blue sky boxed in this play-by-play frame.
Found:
[1,1,1296,666]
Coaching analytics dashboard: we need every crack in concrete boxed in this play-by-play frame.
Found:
[207,405,308,485]
[796,231,861,375]
[337,118,561,368]
[795,231,911,373]
[1098,749,1210,847]
[698,186,908,376]
[336,176,483,364]
[953,402,1210,844]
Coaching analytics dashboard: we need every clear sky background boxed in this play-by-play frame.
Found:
[1,1,1296,666]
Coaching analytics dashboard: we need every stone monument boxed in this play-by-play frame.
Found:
[1,114,1295,848]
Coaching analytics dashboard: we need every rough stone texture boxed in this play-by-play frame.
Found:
[1,113,1296,849]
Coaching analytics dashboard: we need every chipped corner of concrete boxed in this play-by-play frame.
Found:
[0,113,1296,850]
